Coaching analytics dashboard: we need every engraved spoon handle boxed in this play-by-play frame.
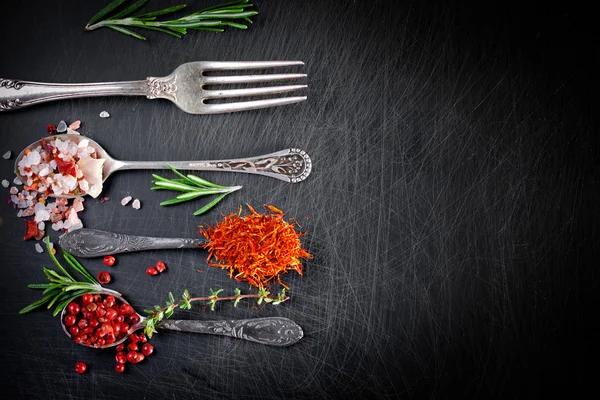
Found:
[59,228,206,258]
[112,148,312,183]
[0,78,150,111]
[159,317,303,347]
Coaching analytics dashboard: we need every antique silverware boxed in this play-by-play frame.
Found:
[61,292,303,348]
[1,61,307,113]
[15,134,312,198]
[60,228,206,258]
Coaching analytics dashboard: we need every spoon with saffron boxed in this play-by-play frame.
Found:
[61,291,303,349]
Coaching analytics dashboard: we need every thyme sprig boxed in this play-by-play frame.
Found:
[142,288,288,337]
[85,0,258,40]
[151,164,241,216]
[19,237,120,316]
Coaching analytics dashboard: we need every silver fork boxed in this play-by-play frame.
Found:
[0,61,307,114]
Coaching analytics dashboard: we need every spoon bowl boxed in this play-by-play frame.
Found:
[60,290,145,349]
[15,134,312,198]
[60,291,303,348]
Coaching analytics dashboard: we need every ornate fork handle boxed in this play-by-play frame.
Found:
[0,77,173,111]
[59,228,205,258]
[115,148,312,183]
[159,317,303,347]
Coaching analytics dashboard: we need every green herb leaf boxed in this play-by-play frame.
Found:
[186,174,227,189]
[109,0,148,20]
[135,4,187,19]
[86,0,127,27]
[193,192,230,216]
[106,25,147,40]
[27,284,50,290]
[19,293,55,314]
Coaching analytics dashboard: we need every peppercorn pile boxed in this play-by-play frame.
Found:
[200,204,312,289]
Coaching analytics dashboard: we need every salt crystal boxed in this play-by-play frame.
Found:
[39,166,50,177]
[57,120,67,133]
[72,197,85,212]
[99,111,110,118]
[1,179,9,188]
[3,151,10,159]
[35,243,44,253]
[78,179,89,192]
[38,221,45,231]
[34,202,46,212]
[34,210,50,222]
[77,139,90,148]
[10,194,18,203]
[69,120,81,130]
[121,196,132,206]
[52,221,63,231]
[28,151,41,165]
[66,128,80,135]
[17,210,23,217]
[132,199,141,210]
[9,187,18,195]
[14,177,22,185]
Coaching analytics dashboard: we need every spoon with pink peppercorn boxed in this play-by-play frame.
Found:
[14,134,311,199]
[60,291,303,349]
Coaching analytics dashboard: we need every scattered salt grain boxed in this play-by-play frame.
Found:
[66,127,80,135]
[52,221,64,231]
[57,120,67,133]
[69,120,81,130]
[2,151,10,159]
[132,199,141,210]
[1,179,9,188]
[9,187,18,195]
[34,209,50,222]
[121,196,132,206]
[99,111,110,118]
[14,177,22,185]
[35,243,44,253]
[37,221,45,231]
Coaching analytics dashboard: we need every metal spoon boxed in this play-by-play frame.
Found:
[60,228,206,258]
[61,291,303,348]
[15,134,312,198]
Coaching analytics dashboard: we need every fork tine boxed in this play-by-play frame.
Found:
[203,73,307,85]
[204,84,307,99]
[201,61,304,71]
[201,96,307,114]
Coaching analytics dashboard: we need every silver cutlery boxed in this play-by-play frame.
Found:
[0,61,307,113]
[61,291,303,348]
[15,134,312,199]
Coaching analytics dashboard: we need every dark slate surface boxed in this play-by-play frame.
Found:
[0,1,598,399]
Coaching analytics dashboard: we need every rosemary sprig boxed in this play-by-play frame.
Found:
[142,288,287,337]
[19,237,120,316]
[151,164,241,216]
[85,0,258,40]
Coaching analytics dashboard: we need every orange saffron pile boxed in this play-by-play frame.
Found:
[199,204,312,289]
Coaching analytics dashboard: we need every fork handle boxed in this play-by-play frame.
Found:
[116,149,312,183]
[0,78,152,111]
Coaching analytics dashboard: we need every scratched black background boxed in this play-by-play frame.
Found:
[0,1,598,399]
